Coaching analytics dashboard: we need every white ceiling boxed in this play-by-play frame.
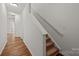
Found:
[6,3,26,14]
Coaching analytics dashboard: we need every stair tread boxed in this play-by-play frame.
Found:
[46,34,63,56]
[47,47,59,56]
[46,41,54,47]
[46,38,51,42]
[50,51,59,56]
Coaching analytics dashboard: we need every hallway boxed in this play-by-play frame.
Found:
[1,3,79,56]
[1,34,32,56]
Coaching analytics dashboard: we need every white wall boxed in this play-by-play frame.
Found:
[7,12,15,34]
[15,14,24,38]
[21,4,44,56]
[31,14,47,34]
[0,4,7,54]
[31,3,79,55]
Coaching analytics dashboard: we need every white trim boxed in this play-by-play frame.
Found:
[48,33,61,50]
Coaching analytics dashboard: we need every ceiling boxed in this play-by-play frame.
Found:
[6,3,26,14]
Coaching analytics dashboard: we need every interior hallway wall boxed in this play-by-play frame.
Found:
[0,4,7,54]
[15,14,24,38]
[20,4,44,56]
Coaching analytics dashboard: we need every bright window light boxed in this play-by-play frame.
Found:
[9,3,17,7]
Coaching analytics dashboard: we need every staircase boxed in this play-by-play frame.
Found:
[46,34,63,56]
[1,34,32,56]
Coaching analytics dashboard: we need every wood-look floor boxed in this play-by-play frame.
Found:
[1,34,32,56]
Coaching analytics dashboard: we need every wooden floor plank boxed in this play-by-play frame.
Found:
[1,36,32,56]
